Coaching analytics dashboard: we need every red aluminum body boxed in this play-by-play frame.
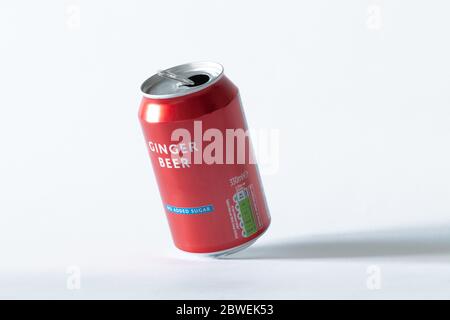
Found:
[139,73,270,254]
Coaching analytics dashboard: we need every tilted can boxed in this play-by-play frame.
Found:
[138,62,270,256]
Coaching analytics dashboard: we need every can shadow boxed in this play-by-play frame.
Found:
[225,224,450,260]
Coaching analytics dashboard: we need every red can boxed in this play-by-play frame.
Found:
[138,62,270,256]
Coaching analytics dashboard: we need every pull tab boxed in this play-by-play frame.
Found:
[157,70,195,86]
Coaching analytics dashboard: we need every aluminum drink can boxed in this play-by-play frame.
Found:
[138,62,271,256]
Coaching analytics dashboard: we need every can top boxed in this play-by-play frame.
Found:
[141,62,224,99]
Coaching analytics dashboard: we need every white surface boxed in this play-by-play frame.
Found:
[1,0,450,299]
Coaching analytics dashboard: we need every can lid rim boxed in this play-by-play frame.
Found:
[140,61,224,99]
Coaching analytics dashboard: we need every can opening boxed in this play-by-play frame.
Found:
[184,74,210,87]
[140,62,224,99]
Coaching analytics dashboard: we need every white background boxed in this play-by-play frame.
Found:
[1,0,450,299]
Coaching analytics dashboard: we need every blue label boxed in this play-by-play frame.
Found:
[165,204,214,215]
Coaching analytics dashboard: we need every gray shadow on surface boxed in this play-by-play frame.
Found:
[227,224,450,260]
